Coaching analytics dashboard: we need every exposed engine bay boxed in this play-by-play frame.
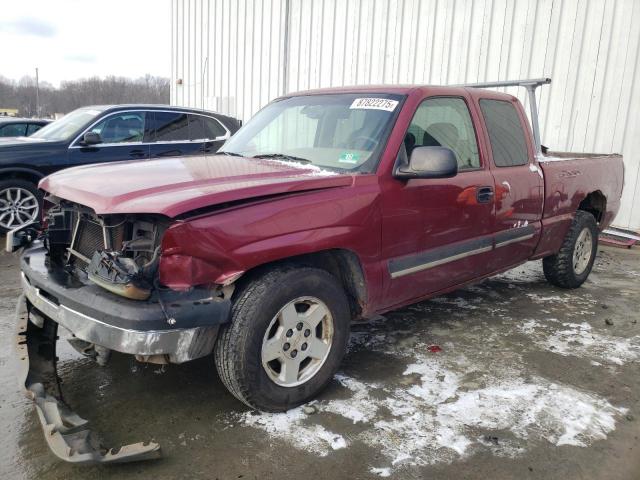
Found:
[44,196,171,300]
[13,198,233,464]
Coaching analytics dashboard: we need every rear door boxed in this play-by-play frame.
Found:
[477,97,543,269]
[381,95,496,308]
[68,111,150,165]
[148,112,207,158]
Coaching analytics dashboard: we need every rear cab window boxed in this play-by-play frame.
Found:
[479,99,530,167]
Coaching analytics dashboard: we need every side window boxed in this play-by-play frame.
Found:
[152,112,189,142]
[202,116,227,139]
[479,99,529,167]
[0,123,27,137]
[26,124,43,135]
[89,112,145,143]
[405,97,480,170]
[188,115,206,141]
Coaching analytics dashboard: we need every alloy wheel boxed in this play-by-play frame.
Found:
[0,187,39,230]
[261,296,334,387]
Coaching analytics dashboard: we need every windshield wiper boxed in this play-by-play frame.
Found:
[252,153,311,164]
[219,151,244,157]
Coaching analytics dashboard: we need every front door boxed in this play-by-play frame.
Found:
[68,111,150,166]
[380,96,496,310]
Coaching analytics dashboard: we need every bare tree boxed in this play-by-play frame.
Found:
[0,75,169,117]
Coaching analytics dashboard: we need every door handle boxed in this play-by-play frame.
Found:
[476,186,494,203]
[129,149,146,158]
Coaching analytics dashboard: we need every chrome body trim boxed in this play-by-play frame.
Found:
[495,233,535,248]
[388,225,537,279]
[390,245,493,279]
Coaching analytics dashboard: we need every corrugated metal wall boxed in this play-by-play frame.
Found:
[171,0,640,230]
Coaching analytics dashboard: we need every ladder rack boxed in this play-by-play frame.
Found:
[456,78,551,156]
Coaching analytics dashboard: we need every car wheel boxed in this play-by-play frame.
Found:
[0,179,42,233]
[543,210,598,289]
[214,266,351,411]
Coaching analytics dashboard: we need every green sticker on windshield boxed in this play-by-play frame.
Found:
[338,152,360,164]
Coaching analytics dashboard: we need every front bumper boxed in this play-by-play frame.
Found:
[21,242,231,363]
[15,243,232,464]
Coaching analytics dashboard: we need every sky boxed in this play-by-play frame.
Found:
[0,0,171,86]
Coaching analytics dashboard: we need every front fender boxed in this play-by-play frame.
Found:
[158,178,381,290]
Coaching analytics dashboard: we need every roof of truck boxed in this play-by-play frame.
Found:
[284,84,517,101]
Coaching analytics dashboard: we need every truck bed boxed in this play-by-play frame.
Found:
[538,151,623,224]
[534,151,624,258]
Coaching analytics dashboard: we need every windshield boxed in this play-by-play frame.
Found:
[30,107,106,141]
[221,93,404,173]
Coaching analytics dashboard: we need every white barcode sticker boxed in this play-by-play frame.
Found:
[350,98,398,112]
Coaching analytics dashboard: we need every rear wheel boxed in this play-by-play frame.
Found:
[214,266,351,411]
[0,179,41,233]
[543,210,598,288]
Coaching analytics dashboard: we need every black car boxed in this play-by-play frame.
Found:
[0,105,241,231]
[0,117,51,137]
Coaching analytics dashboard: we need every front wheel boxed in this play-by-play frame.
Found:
[543,210,598,288]
[214,266,351,411]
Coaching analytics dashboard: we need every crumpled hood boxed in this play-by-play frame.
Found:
[40,155,353,217]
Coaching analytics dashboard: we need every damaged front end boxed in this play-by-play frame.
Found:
[16,297,162,464]
[14,198,233,464]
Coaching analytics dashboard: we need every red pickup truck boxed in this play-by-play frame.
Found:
[12,79,623,463]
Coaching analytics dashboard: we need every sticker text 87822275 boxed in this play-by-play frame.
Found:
[350,98,399,112]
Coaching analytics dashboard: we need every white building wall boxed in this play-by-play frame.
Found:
[172,0,640,230]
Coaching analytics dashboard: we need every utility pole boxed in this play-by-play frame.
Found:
[35,67,40,118]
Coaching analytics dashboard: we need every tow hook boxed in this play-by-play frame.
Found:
[15,296,162,464]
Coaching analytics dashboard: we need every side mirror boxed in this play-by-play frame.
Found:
[394,146,458,179]
[82,131,102,145]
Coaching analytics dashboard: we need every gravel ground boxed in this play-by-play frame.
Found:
[0,243,638,479]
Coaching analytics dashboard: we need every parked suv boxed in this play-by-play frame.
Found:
[0,105,241,231]
[0,117,51,137]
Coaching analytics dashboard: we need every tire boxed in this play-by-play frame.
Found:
[0,179,42,233]
[543,210,598,289]
[214,266,351,411]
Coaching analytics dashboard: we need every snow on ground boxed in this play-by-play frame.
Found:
[518,319,640,365]
[239,407,347,456]
[237,346,629,476]
[232,260,634,477]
